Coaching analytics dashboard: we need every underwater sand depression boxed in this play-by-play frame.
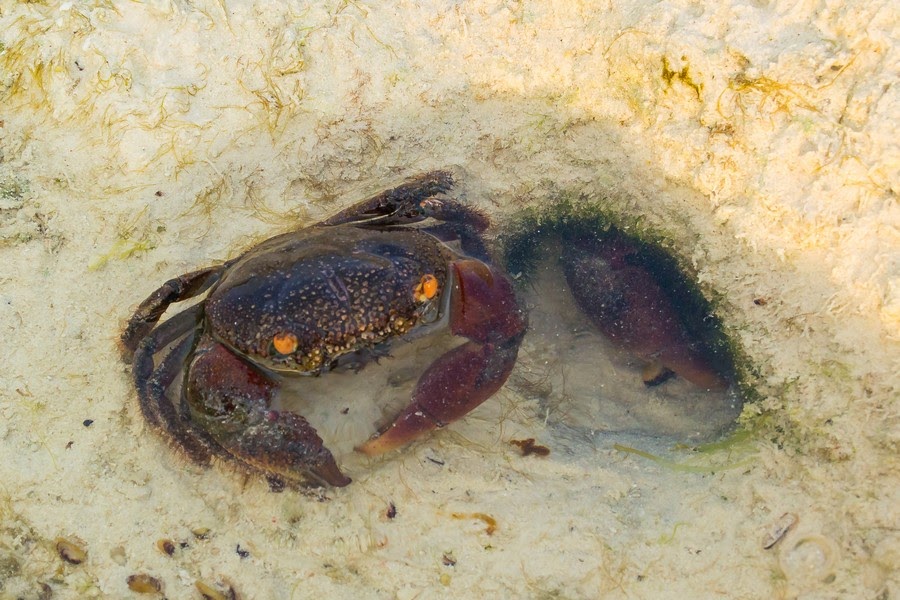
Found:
[1,0,897,598]
[501,209,746,445]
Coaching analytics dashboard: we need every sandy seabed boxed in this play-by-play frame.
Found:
[0,0,897,598]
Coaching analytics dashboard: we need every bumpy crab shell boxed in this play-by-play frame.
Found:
[204,226,452,375]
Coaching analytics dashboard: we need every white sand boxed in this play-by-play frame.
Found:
[1,0,897,598]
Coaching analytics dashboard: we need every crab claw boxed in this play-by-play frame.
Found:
[186,337,351,487]
[320,171,454,227]
[358,259,526,455]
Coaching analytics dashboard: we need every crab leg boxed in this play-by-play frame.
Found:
[319,171,454,227]
[185,336,351,487]
[318,169,494,261]
[128,304,221,464]
[121,265,224,357]
[358,260,526,455]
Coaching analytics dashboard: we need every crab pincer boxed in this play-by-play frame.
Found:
[357,259,526,455]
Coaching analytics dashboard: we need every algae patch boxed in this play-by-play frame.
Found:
[661,56,702,100]
[0,174,64,251]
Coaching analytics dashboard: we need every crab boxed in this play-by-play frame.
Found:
[121,171,527,487]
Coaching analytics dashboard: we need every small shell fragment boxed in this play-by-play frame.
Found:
[196,579,238,600]
[126,573,162,594]
[451,512,497,535]
[37,582,52,600]
[56,537,87,564]
[156,538,176,556]
[762,512,798,549]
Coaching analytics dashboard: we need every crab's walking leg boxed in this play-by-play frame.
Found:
[131,305,204,408]
[358,260,527,455]
[121,265,224,358]
[186,336,351,487]
[129,304,219,463]
[319,171,455,227]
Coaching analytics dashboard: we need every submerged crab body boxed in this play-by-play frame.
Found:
[122,172,526,487]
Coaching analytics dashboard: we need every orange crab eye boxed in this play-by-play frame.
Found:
[414,274,439,302]
[272,332,299,355]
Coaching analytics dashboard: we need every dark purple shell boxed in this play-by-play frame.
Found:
[205,226,450,374]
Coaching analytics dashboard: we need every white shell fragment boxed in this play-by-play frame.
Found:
[762,512,798,550]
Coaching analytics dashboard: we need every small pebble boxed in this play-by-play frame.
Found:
[109,545,127,566]
[56,538,87,565]
[156,539,176,556]
[196,579,238,600]
[126,573,162,594]
[37,582,52,600]
[762,512,798,549]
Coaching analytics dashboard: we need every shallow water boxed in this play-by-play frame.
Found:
[227,234,742,491]
[509,233,742,441]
